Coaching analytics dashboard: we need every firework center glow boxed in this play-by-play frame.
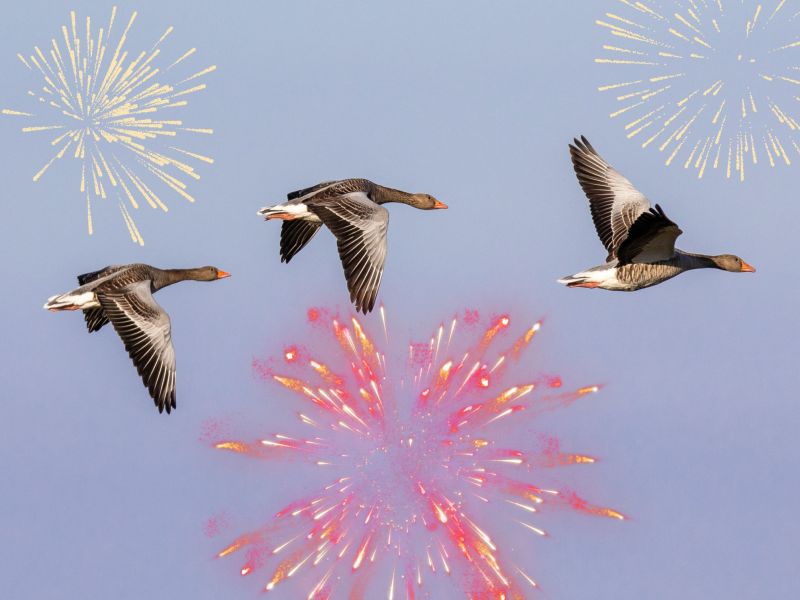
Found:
[210,308,624,597]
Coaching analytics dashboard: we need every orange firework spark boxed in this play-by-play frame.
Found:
[209,307,623,597]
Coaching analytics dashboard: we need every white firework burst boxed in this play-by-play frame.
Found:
[3,6,216,244]
[596,0,800,181]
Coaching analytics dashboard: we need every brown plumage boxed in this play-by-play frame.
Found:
[559,136,755,291]
[44,264,230,413]
[259,178,447,313]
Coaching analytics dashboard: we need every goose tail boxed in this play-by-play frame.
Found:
[558,274,602,288]
[43,290,97,311]
[557,274,585,287]
[257,206,283,218]
[44,293,78,311]
[258,202,310,220]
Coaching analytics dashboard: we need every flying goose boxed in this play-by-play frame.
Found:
[258,178,447,313]
[44,264,230,413]
[559,136,755,291]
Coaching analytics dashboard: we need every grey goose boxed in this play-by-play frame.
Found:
[44,264,230,413]
[559,136,755,291]
[259,178,447,313]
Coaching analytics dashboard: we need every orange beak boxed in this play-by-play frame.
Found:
[433,200,448,209]
[740,261,756,273]
[216,270,231,279]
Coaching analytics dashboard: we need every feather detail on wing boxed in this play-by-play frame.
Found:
[311,192,389,314]
[83,307,110,333]
[98,281,177,413]
[569,136,654,260]
[286,180,339,201]
[76,265,126,286]
[280,220,322,263]
[616,204,682,264]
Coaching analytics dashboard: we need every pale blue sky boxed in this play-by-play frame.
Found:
[1,1,797,599]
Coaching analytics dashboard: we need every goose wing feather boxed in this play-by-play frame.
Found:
[83,308,110,333]
[98,281,177,413]
[616,204,683,264]
[311,192,388,314]
[286,180,339,201]
[280,220,322,263]
[569,136,654,260]
[76,265,127,286]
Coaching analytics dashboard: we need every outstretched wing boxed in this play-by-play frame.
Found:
[280,220,322,263]
[98,281,177,413]
[569,136,653,260]
[616,204,683,264]
[311,192,389,314]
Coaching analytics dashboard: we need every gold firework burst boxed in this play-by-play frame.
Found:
[3,6,215,244]
[596,0,800,181]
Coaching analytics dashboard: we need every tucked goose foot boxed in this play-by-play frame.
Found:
[568,281,600,288]
[266,213,298,221]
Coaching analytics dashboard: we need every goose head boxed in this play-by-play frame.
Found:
[713,255,756,273]
[194,266,231,281]
[408,193,447,210]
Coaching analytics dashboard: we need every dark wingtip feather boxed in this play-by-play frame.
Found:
[581,136,598,155]
[355,299,374,315]
[156,393,175,414]
[570,135,597,159]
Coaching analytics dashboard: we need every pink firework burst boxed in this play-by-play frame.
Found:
[209,307,624,598]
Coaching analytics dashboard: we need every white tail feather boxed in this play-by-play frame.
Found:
[43,290,99,310]
[257,202,311,218]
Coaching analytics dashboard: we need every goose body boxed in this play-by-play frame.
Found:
[559,137,755,291]
[259,178,447,313]
[45,263,230,413]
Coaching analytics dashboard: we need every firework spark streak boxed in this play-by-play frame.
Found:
[3,6,215,244]
[596,0,800,181]
[209,308,623,598]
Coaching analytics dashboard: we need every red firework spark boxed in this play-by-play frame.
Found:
[209,307,624,598]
